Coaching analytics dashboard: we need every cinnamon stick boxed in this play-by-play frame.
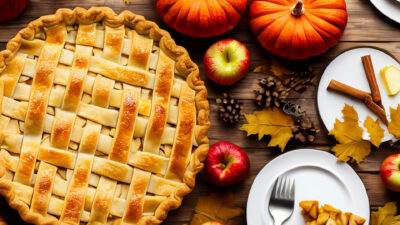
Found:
[361,55,384,108]
[328,79,388,125]
[364,95,389,125]
[328,80,371,101]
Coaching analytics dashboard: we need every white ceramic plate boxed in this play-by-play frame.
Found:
[318,47,400,142]
[370,0,400,24]
[246,149,369,225]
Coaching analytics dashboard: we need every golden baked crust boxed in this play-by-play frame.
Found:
[0,7,210,225]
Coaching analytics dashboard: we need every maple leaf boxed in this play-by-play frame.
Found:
[190,192,243,225]
[364,116,384,147]
[240,108,294,150]
[371,202,400,225]
[389,105,400,138]
[329,104,383,164]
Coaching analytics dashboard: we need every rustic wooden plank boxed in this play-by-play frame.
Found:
[1,0,400,224]
[0,173,394,225]
[1,0,400,42]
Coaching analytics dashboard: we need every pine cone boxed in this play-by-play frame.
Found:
[255,76,289,109]
[216,93,243,123]
[283,103,319,144]
[284,65,316,92]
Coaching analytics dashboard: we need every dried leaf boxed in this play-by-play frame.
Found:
[364,116,384,147]
[190,192,243,225]
[389,105,400,138]
[329,104,379,164]
[270,60,293,80]
[253,64,269,74]
[371,202,400,225]
[240,108,294,150]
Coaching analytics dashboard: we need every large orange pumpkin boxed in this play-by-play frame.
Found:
[249,0,347,59]
[154,0,247,38]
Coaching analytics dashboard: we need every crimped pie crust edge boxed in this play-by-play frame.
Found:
[0,7,210,225]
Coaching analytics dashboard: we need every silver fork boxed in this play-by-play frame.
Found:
[268,176,295,225]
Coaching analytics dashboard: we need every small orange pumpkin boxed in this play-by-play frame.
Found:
[154,0,247,38]
[249,0,347,59]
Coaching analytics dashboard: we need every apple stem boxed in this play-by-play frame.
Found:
[224,50,230,63]
[291,0,305,17]
[217,163,226,169]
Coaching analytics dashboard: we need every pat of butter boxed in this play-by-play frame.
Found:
[380,65,400,96]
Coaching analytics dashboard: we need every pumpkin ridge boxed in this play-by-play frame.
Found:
[172,0,191,34]
[257,14,291,54]
[306,8,347,29]
[155,0,177,17]
[250,12,289,36]
[304,14,340,47]
[273,16,297,57]
[219,0,241,18]
[226,0,247,15]
[249,1,290,21]
[163,0,181,27]
[197,0,212,38]
[217,0,241,31]
[305,1,346,10]
[187,0,202,37]
[305,13,343,40]
[263,14,291,46]
[302,17,329,57]
[301,13,327,50]
[207,0,229,36]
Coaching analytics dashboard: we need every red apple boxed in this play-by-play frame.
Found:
[0,0,29,23]
[204,39,250,86]
[380,154,400,192]
[204,141,250,186]
[202,222,224,225]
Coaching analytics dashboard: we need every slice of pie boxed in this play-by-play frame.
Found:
[0,7,210,225]
[299,201,366,225]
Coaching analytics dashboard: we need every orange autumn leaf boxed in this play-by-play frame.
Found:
[388,105,400,138]
[270,60,293,80]
[190,192,243,225]
[329,104,383,164]
[364,116,384,147]
[253,60,292,80]
[253,64,269,74]
[371,202,400,225]
[240,108,294,150]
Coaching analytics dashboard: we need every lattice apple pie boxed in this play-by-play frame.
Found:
[0,7,210,225]
[300,201,366,225]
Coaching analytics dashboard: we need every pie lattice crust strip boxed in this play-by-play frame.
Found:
[0,7,210,225]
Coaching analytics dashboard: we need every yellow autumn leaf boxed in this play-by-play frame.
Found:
[364,116,384,147]
[371,202,400,225]
[389,105,400,138]
[329,104,375,164]
[190,192,243,225]
[240,108,294,150]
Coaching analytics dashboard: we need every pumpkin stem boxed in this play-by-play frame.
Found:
[291,0,305,17]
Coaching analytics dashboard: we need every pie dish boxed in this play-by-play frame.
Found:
[299,200,366,225]
[0,7,210,225]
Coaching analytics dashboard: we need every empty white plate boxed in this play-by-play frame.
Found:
[371,0,400,24]
[318,47,400,142]
[246,149,369,225]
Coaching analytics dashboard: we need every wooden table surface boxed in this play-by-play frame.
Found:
[1,0,400,224]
